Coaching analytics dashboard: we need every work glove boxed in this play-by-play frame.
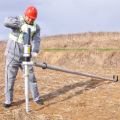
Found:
[31,52,38,58]
[21,24,29,33]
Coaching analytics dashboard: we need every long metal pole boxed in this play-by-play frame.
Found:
[32,62,118,82]
[23,28,31,113]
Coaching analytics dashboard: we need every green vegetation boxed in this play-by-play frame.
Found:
[41,48,120,51]
[94,48,120,51]
[41,48,89,51]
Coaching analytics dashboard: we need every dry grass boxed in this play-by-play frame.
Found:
[41,32,120,49]
[0,32,120,119]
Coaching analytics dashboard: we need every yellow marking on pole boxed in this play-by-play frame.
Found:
[28,48,30,52]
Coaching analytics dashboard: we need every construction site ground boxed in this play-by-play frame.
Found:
[0,32,120,120]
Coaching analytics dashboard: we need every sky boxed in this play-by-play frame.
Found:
[0,0,120,40]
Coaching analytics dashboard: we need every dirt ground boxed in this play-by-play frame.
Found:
[0,32,120,120]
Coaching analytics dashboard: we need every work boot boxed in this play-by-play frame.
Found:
[35,100,43,105]
[2,103,11,108]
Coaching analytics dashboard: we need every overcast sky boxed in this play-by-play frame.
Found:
[0,0,120,40]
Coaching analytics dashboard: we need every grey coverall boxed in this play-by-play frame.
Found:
[4,15,40,104]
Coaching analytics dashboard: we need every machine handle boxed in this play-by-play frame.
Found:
[23,28,31,45]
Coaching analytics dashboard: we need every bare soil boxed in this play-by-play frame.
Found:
[0,32,120,120]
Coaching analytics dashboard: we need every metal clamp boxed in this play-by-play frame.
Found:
[113,75,118,82]
[42,62,47,69]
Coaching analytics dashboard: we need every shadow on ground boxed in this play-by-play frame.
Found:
[12,78,111,110]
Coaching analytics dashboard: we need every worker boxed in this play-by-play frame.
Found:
[2,6,43,108]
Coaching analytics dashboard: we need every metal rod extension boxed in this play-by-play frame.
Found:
[33,62,118,82]
[24,65,29,113]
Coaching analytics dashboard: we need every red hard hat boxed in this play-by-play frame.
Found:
[25,6,37,19]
